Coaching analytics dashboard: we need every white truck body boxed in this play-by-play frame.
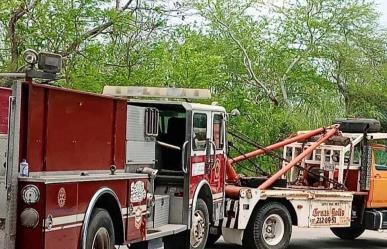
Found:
[219,188,353,245]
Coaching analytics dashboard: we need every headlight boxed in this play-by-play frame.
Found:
[20,208,39,228]
[23,49,38,64]
[240,189,247,198]
[21,185,40,205]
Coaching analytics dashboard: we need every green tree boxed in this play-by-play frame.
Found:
[0,0,386,173]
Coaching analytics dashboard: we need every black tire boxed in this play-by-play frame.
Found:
[86,208,115,249]
[206,233,221,247]
[164,199,210,249]
[190,198,210,249]
[243,202,292,249]
[335,118,381,133]
[163,232,188,249]
[330,226,365,240]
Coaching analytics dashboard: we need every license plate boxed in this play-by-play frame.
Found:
[309,201,351,227]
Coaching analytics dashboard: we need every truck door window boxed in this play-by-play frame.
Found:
[193,113,207,150]
[375,148,387,171]
[352,145,361,165]
[145,108,159,136]
[213,114,224,149]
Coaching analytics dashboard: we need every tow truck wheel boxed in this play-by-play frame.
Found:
[86,208,115,249]
[190,198,210,249]
[243,202,292,249]
[330,226,365,240]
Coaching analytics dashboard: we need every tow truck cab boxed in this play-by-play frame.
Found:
[283,129,387,232]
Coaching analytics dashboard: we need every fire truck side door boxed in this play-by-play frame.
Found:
[210,112,226,220]
[368,146,387,208]
[188,110,226,221]
[189,111,211,187]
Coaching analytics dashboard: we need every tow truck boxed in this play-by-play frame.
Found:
[0,50,386,249]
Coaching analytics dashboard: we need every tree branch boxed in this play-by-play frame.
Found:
[213,16,279,106]
[8,0,38,68]
[279,54,302,105]
[62,0,135,57]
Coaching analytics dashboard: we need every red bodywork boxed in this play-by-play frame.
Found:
[226,127,328,184]
[19,83,126,172]
[11,81,226,249]
[16,83,150,249]
[0,87,12,134]
[189,154,225,199]
[225,126,339,198]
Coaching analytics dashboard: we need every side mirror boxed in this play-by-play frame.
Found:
[229,109,240,117]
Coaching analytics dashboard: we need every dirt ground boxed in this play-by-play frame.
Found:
[209,228,387,249]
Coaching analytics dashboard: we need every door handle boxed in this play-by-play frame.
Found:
[375,174,382,179]
[209,140,217,168]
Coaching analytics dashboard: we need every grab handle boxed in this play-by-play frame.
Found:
[181,141,189,174]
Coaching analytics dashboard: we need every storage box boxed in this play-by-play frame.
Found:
[169,196,183,224]
[153,195,170,228]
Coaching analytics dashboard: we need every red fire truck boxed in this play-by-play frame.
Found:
[1,50,387,249]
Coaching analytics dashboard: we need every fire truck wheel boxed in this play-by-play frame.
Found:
[190,198,210,249]
[243,202,292,249]
[330,226,365,240]
[86,208,115,249]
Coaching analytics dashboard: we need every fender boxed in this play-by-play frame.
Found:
[190,179,212,226]
[80,187,124,249]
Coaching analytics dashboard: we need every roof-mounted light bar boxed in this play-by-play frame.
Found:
[103,86,211,99]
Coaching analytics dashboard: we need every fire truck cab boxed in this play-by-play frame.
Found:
[120,92,228,247]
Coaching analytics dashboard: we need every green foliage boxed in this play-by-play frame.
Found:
[0,0,386,173]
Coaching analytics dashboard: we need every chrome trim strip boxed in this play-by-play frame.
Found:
[18,172,147,184]
[45,222,83,232]
[29,169,125,177]
[44,205,148,233]
[378,211,384,230]
[52,213,85,226]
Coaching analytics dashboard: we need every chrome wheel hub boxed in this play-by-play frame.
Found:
[92,227,110,249]
[191,210,206,248]
[262,214,285,246]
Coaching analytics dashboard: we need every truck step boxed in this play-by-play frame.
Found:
[146,224,187,241]
[364,210,387,230]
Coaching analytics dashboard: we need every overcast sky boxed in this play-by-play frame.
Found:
[172,0,387,28]
[375,0,387,26]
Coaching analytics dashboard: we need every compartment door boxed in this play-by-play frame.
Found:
[2,83,21,249]
[0,87,12,221]
[210,112,226,220]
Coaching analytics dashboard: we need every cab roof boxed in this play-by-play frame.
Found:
[127,98,226,112]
